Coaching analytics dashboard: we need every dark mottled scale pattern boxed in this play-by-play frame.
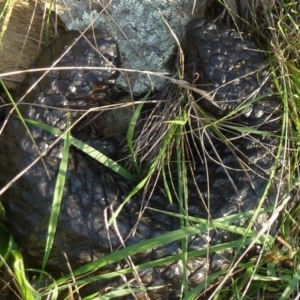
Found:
[0,20,283,299]
[185,19,282,223]
[186,18,281,129]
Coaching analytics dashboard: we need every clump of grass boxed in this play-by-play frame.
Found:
[200,1,300,299]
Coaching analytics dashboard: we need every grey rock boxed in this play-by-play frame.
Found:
[53,0,204,95]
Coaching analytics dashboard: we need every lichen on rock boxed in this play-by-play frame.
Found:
[53,0,197,96]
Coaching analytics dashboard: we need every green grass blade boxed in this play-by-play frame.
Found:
[42,113,70,270]
[0,223,17,267]
[279,263,300,300]
[11,250,41,300]
[23,117,137,181]
[50,212,273,290]
[0,0,9,21]
[126,90,152,175]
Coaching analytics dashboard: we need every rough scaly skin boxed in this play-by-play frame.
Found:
[185,18,282,218]
[0,19,282,298]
